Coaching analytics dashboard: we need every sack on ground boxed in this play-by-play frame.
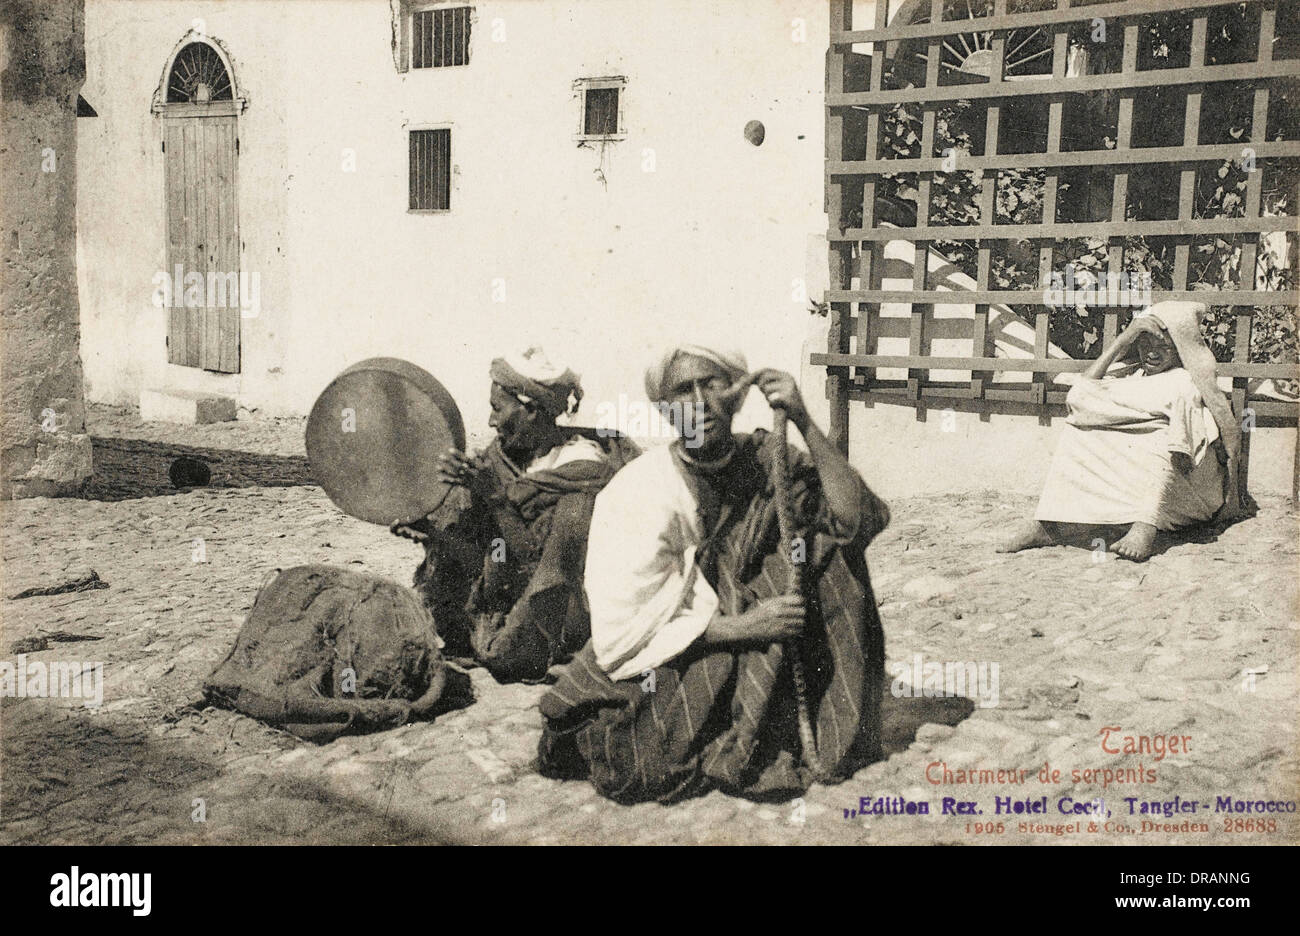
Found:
[204,564,472,741]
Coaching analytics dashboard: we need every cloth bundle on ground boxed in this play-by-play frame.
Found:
[412,427,638,683]
[203,565,472,742]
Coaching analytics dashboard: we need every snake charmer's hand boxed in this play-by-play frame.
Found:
[752,369,810,432]
[736,594,807,643]
[700,595,805,649]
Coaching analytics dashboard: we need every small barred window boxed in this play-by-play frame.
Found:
[412,6,472,69]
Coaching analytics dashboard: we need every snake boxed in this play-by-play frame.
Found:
[719,373,827,781]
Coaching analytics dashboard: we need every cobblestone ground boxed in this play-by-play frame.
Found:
[1,404,1296,845]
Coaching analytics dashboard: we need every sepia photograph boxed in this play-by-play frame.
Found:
[1,0,1297,871]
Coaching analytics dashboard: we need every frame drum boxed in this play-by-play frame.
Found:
[306,358,466,525]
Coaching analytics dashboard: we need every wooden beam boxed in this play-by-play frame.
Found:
[829,59,1297,108]
[810,351,1300,379]
[825,288,1299,305]
[825,0,853,455]
[827,140,1300,175]
[831,216,1297,241]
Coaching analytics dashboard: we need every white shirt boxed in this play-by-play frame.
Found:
[584,444,719,681]
[523,435,606,474]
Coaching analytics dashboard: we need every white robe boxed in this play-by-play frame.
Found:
[584,445,720,682]
[1034,369,1225,529]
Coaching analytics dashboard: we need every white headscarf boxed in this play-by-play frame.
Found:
[1139,301,1243,517]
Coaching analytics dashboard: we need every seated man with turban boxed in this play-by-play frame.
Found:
[537,346,891,803]
[999,301,1243,562]
[392,348,632,683]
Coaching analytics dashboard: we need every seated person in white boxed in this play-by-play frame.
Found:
[999,301,1242,562]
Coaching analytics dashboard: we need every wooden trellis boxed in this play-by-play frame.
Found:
[813,0,1300,497]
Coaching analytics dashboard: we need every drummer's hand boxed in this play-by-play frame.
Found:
[389,519,430,544]
[437,447,479,487]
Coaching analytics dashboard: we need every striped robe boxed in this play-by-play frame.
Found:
[538,430,890,803]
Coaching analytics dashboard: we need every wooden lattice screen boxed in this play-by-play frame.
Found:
[813,0,1300,497]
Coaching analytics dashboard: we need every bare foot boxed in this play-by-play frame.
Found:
[1110,522,1157,561]
[997,520,1055,553]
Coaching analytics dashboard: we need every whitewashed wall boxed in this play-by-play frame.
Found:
[77,0,830,438]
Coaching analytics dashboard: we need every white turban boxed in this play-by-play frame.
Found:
[489,346,582,416]
[644,345,749,403]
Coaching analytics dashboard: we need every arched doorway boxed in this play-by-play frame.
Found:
[153,34,244,373]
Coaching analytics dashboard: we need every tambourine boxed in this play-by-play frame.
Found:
[306,358,466,525]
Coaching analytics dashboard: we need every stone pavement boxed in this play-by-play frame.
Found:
[1,404,1296,845]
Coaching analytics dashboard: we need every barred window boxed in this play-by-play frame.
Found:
[584,88,619,136]
[412,5,472,69]
[574,77,627,140]
[409,129,451,211]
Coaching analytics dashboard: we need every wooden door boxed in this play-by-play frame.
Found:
[164,114,240,372]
